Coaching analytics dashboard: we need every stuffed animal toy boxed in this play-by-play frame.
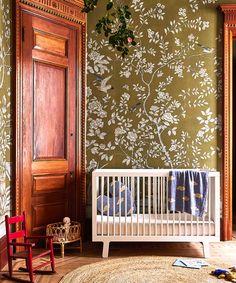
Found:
[211,269,228,279]
[63,217,71,240]
[97,181,136,216]
[211,269,236,282]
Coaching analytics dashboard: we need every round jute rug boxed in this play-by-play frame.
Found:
[59,256,223,283]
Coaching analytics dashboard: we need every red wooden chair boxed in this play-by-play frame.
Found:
[5,211,55,283]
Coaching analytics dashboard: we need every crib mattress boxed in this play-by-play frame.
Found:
[96,213,216,237]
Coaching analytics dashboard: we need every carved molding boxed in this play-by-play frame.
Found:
[80,24,86,222]
[20,0,86,24]
[221,4,236,12]
[220,4,235,240]
[221,4,236,23]
[225,23,236,27]
[223,26,230,233]
[16,0,23,219]
[64,0,84,6]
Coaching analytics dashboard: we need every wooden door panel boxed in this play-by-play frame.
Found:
[32,160,68,173]
[33,174,66,192]
[34,31,67,57]
[33,61,66,160]
[32,50,68,67]
[32,203,67,233]
[22,11,77,234]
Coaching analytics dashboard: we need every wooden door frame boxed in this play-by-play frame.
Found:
[220,4,236,240]
[15,0,86,224]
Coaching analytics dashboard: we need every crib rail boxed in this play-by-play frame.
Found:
[92,169,220,257]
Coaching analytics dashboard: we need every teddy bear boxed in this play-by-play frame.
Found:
[63,217,71,241]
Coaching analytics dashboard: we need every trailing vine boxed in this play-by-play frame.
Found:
[82,0,136,57]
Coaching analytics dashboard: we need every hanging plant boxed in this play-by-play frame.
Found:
[82,0,136,57]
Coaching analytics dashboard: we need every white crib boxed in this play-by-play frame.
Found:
[92,169,220,258]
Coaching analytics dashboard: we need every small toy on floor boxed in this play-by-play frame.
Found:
[230,266,236,272]
[211,269,236,282]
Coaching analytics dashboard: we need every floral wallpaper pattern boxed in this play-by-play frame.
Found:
[0,0,11,237]
[86,0,223,174]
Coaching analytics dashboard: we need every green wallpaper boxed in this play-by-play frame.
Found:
[0,0,11,237]
[85,0,235,209]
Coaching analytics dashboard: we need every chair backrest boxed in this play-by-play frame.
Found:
[5,211,28,242]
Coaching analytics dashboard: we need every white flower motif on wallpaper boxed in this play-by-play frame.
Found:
[189,0,218,12]
[87,1,222,171]
[0,1,11,89]
[0,0,11,237]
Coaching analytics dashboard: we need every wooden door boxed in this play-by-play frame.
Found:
[21,11,78,235]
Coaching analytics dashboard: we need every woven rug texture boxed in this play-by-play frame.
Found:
[59,256,228,283]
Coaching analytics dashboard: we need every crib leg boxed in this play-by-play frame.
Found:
[102,241,110,258]
[202,242,210,258]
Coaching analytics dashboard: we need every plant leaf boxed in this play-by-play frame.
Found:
[106,1,113,11]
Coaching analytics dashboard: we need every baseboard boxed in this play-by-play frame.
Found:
[0,235,7,270]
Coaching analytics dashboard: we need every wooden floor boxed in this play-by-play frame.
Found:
[1,240,236,282]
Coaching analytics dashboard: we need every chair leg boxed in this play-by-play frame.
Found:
[50,253,55,273]
[49,240,55,272]
[8,258,13,278]
[26,258,33,283]
[27,248,34,283]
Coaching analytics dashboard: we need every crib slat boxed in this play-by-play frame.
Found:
[190,213,193,237]
[203,184,206,236]
[118,176,121,236]
[125,176,127,236]
[148,177,151,236]
[107,177,109,237]
[184,212,187,236]
[203,213,205,237]
[208,177,211,236]
[158,177,160,214]
[101,177,104,236]
[137,177,140,236]
[197,215,199,237]
[173,209,175,237]
[131,176,134,237]
[178,211,181,236]
[166,177,169,236]
[112,177,115,236]
[143,177,145,236]
[161,177,163,236]
[154,177,157,236]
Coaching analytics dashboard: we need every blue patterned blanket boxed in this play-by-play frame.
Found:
[168,170,209,217]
